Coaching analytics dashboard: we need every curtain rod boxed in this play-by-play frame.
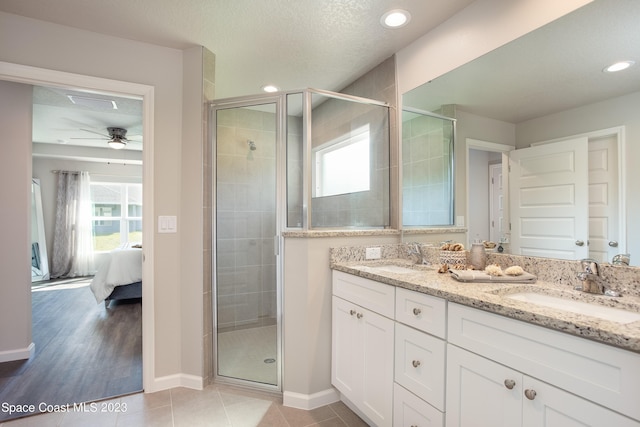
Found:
[51,170,85,174]
[50,170,139,178]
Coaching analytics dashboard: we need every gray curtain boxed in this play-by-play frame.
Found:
[51,171,95,278]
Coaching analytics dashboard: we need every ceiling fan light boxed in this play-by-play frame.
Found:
[108,139,126,149]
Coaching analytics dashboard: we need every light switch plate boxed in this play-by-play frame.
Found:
[456,215,465,227]
[365,247,381,260]
[158,215,177,233]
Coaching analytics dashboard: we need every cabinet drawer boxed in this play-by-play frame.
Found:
[394,323,446,411]
[395,287,447,338]
[393,383,444,427]
[332,270,395,318]
[448,302,640,422]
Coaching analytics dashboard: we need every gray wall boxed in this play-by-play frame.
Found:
[0,81,33,361]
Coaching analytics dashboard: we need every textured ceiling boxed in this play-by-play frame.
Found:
[0,0,475,99]
[0,0,475,151]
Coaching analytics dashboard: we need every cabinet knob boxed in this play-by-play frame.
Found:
[349,309,356,316]
[524,389,537,400]
[609,240,619,247]
[412,360,421,368]
[504,379,516,390]
[575,240,585,246]
[356,312,363,319]
[412,307,422,316]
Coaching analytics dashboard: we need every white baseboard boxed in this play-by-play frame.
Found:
[147,373,203,393]
[0,342,34,363]
[283,388,340,410]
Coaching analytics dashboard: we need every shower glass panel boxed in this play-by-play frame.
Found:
[401,108,455,226]
[309,92,390,228]
[214,101,279,388]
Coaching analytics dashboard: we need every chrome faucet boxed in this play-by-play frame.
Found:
[576,258,620,297]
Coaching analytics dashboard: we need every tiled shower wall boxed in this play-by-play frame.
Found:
[215,107,277,330]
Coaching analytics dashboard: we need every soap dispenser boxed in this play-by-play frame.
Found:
[470,237,487,270]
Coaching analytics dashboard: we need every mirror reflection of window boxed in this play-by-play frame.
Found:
[401,109,455,227]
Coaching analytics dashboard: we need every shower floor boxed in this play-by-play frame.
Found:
[217,325,277,385]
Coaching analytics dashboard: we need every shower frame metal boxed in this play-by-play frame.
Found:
[208,88,389,393]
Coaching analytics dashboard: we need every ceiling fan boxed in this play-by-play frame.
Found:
[71,127,140,149]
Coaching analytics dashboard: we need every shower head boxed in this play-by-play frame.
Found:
[247,140,256,151]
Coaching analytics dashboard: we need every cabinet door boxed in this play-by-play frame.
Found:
[446,345,522,427]
[394,383,444,427]
[332,295,362,401]
[360,303,395,427]
[522,377,640,427]
[395,323,446,411]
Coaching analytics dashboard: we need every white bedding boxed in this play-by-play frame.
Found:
[90,248,142,303]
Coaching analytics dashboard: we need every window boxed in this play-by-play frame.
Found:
[313,125,370,197]
[90,183,142,251]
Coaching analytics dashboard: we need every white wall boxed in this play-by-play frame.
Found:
[0,81,33,362]
[0,11,202,386]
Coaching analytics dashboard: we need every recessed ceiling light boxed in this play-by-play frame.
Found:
[380,9,411,29]
[603,60,635,73]
[262,85,279,93]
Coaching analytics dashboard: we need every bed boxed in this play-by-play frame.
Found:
[90,247,142,307]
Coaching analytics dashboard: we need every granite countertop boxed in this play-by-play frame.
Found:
[331,259,640,353]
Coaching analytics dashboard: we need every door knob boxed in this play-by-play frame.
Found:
[609,241,618,247]
[575,240,584,246]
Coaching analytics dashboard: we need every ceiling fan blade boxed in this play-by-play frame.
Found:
[79,128,110,138]
[69,137,108,140]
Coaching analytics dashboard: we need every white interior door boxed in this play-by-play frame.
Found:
[588,135,619,263]
[489,163,503,243]
[509,137,589,259]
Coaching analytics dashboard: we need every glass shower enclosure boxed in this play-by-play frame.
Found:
[210,89,390,391]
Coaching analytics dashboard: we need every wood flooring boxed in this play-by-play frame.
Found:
[0,281,142,422]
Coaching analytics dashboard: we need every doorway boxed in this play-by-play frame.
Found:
[0,62,155,415]
[212,98,282,390]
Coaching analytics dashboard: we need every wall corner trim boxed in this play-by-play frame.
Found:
[0,342,35,363]
[283,388,340,410]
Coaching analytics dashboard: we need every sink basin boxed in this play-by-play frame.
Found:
[353,264,417,274]
[506,292,640,324]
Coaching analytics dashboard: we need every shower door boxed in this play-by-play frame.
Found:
[212,98,281,390]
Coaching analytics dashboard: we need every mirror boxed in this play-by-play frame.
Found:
[402,0,640,266]
[31,178,49,282]
[401,108,455,227]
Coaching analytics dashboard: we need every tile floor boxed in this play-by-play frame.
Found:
[0,384,369,427]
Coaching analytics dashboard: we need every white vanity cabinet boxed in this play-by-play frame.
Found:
[393,288,447,427]
[447,303,640,426]
[332,271,395,427]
